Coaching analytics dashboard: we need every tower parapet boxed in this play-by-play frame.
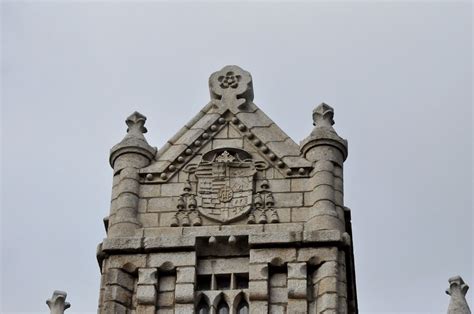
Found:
[97,66,358,313]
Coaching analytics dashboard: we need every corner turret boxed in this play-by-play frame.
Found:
[107,112,156,237]
[300,103,348,164]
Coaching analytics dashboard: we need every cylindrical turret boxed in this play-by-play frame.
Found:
[107,112,156,237]
[300,103,348,232]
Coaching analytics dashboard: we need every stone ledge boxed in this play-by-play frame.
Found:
[102,237,143,252]
[303,230,342,244]
[144,236,195,250]
[249,231,302,245]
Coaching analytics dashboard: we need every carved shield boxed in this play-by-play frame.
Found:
[195,157,256,223]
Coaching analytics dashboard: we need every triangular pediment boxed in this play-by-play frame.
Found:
[140,66,312,183]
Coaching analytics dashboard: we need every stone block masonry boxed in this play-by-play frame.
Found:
[96,65,358,313]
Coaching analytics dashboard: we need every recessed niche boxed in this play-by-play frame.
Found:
[215,274,231,290]
[196,275,212,291]
[234,273,249,289]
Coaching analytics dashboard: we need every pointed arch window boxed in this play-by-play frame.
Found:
[236,298,249,314]
[196,298,210,314]
[217,298,229,314]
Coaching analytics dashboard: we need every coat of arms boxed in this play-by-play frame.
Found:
[195,150,256,223]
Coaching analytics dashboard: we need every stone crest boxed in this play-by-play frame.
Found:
[195,150,256,223]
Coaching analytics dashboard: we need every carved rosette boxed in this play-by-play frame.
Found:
[209,65,254,110]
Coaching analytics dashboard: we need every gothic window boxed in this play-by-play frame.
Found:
[217,299,229,314]
[236,298,249,314]
[196,298,210,314]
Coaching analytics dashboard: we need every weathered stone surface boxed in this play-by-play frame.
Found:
[136,285,157,305]
[104,285,132,306]
[99,65,357,313]
[176,266,195,284]
[148,252,196,268]
[447,276,471,314]
[106,269,135,291]
[249,280,268,300]
[250,248,296,265]
[174,283,194,303]
[46,290,70,314]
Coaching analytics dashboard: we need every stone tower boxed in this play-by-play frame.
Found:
[97,65,358,313]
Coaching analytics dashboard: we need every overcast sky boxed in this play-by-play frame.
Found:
[1,1,472,313]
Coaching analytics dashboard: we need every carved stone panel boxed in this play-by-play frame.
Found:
[195,150,256,223]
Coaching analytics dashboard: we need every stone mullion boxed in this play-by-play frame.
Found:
[175,265,196,313]
[249,258,269,314]
[287,262,307,313]
[136,268,158,313]
[102,268,135,314]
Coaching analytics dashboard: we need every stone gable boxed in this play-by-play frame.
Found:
[98,65,358,313]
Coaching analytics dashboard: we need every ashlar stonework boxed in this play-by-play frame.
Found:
[97,65,358,313]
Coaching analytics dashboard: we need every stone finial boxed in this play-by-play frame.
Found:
[300,102,348,161]
[126,111,148,137]
[313,103,335,129]
[46,290,70,314]
[446,276,471,314]
[109,111,156,169]
[209,65,254,111]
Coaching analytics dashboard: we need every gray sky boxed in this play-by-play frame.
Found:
[1,1,472,313]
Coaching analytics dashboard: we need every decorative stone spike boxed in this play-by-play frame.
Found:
[254,193,263,209]
[260,179,270,190]
[170,214,179,227]
[270,210,279,223]
[46,290,70,314]
[127,111,147,133]
[192,214,202,226]
[209,236,217,244]
[265,193,275,208]
[109,111,156,169]
[313,103,335,128]
[177,196,185,210]
[247,212,256,224]
[183,181,192,193]
[300,102,348,161]
[446,276,471,314]
[228,235,237,244]
[187,195,197,210]
[181,213,190,227]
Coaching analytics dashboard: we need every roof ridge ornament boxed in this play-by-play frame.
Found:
[109,111,156,169]
[446,275,471,314]
[209,65,254,112]
[313,102,335,130]
[126,111,148,136]
[46,290,70,314]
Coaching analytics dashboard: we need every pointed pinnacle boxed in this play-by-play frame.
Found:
[126,111,148,134]
[313,102,335,128]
